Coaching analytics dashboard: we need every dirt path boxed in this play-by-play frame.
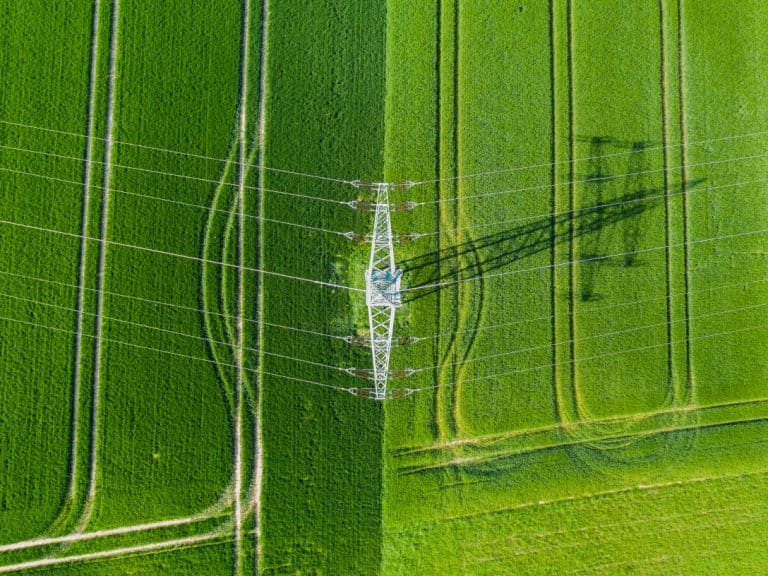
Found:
[250,0,270,571]
[77,0,121,532]
[0,532,227,574]
[51,0,103,536]
[233,0,254,573]
[0,512,220,554]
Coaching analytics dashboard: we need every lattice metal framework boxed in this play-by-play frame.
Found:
[349,180,414,400]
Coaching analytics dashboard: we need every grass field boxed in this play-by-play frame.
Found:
[1,0,766,575]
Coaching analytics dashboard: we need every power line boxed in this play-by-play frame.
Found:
[0,312,352,393]
[0,217,362,292]
[0,290,349,373]
[0,267,347,341]
[413,128,768,185]
[411,301,768,373]
[413,277,768,342]
[403,228,768,293]
[0,163,351,236]
[0,146,350,206]
[0,118,352,185]
[414,177,766,240]
[414,151,768,206]
[409,322,768,392]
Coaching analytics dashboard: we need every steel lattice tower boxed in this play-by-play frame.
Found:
[348,180,414,400]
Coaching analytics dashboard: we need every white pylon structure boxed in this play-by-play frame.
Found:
[348,180,415,400]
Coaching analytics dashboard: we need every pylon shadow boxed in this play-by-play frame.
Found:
[402,137,705,303]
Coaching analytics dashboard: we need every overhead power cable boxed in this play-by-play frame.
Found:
[0,267,348,341]
[0,164,352,236]
[411,301,768,373]
[403,228,768,293]
[0,118,352,184]
[413,277,768,342]
[415,177,766,240]
[0,312,353,393]
[414,151,768,206]
[413,128,768,185]
[0,143,351,205]
[0,290,350,373]
[409,322,768,392]
[0,217,362,292]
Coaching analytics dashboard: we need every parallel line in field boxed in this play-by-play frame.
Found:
[566,0,581,421]
[79,0,121,533]
[432,0,452,442]
[548,0,564,425]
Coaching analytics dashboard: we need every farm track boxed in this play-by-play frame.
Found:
[233,0,254,572]
[250,0,270,570]
[550,0,580,426]
[78,0,121,533]
[676,0,694,404]
[432,0,457,444]
[397,408,768,474]
[394,394,768,456]
[441,467,768,523]
[0,530,236,574]
[0,507,227,555]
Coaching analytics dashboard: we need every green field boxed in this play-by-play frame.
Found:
[0,0,766,575]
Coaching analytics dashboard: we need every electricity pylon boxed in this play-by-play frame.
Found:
[348,180,416,400]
